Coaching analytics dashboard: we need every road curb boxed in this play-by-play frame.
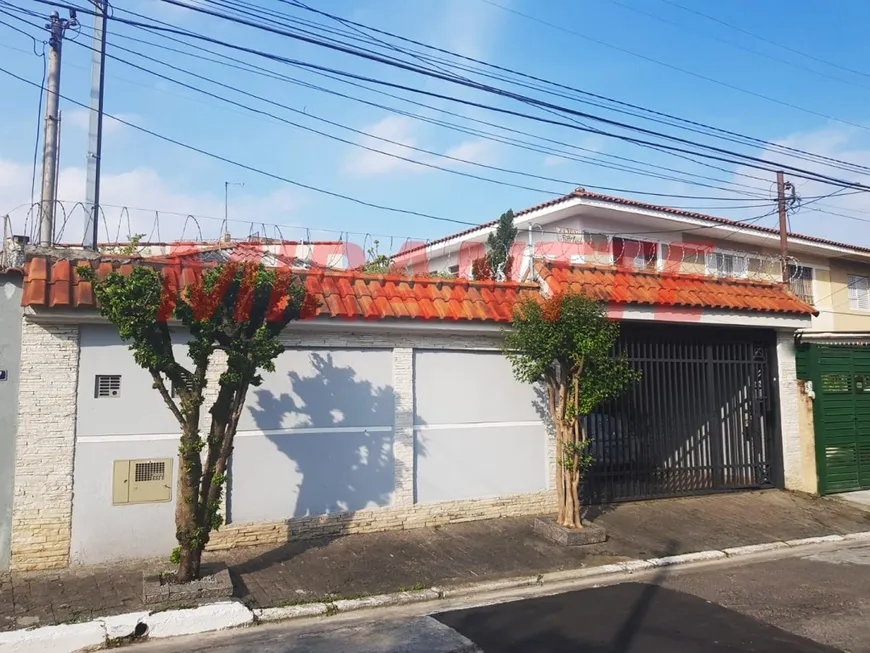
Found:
[4,531,869,652]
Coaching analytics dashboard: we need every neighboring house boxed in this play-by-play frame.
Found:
[0,268,23,572]
[3,225,817,571]
[396,187,870,497]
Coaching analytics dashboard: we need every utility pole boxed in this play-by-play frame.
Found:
[38,9,77,247]
[84,0,109,250]
[776,170,796,283]
[223,181,243,242]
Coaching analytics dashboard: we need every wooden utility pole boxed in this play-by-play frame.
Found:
[776,170,789,283]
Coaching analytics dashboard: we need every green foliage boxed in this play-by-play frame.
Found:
[504,292,639,416]
[103,233,146,257]
[169,546,181,565]
[485,209,517,281]
[78,260,313,580]
[504,292,639,528]
[361,240,394,274]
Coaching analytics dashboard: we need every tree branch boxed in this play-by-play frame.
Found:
[150,370,184,426]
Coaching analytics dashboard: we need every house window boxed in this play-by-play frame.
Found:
[612,237,657,271]
[788,265,814,304]
[848,274,870,311]
[709,252,748,278]
[447,264,459,275]
[583,232,611,265]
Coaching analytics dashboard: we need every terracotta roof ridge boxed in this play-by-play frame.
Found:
[536,259,792,289]
[396,188,870,259]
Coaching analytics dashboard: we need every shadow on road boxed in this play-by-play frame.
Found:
[434,538,839,653]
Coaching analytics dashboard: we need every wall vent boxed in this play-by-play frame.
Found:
[113,458,173,505]
[95,375,121,398]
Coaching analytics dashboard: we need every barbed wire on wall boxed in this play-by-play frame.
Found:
[0,200,835,286]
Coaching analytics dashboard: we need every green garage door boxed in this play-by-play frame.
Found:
[806,345,870,494]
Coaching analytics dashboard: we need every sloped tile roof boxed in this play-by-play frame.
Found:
[398,188,870,257]
[20,256,539,323]
[536,260,818,315]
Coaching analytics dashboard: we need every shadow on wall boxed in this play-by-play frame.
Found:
[245,352,402,519]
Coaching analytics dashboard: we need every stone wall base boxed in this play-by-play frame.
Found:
[10,519,72,571]
[207,490,555,551]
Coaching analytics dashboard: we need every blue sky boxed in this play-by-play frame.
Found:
[2,0,870,250]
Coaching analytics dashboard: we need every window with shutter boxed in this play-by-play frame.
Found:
[848,275,870,311]
[788,265,814,304]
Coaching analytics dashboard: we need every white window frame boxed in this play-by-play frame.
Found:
[704,248,753,280]
[787,264,815,305]
[847,274,870,312]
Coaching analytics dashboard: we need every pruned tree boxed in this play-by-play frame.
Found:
[473,209,517,281]
[503,292,639,528]
[77,261,314,581]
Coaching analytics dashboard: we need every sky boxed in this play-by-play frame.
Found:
[2,0,870,252]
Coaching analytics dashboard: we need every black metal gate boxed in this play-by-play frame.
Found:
[582,324,777,503]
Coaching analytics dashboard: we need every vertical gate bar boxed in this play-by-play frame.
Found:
[637,337,648,500]
[647,337,658,498]
[653,339,679,494]
[707,341,722,489]
[761,344,771,482]
[693,338,704,492]
[643,337,655,499]
[675,342,687,496]
[724,343,736,487]
[661,339,672,495]
[654,337,665,497]
[746,342,756,484]
[738,347,745,484]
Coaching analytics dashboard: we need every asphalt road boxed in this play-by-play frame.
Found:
[137,543,870,652]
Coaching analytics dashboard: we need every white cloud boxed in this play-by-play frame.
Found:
[0,158,301,245]
[343,116,495,177]
[435,0,509,61]
[343,116,421,176]
[443,140,495,164]
[729,124,870,247]
[66,109,141,136]
[543,154,569,167]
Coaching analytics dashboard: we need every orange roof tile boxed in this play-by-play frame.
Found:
[536,261,817,316]
[20,256,540,324]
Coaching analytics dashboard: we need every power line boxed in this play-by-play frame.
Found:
[117,0,870,190]
[272,0,870,177]
[91,14,781,199]
[22,0,870,182]
[29,0,870,191]
[657,0,870,81]
[0,63,481,229]
[75,27,787,208]
[478,0,870,133]
[604,0,870,91]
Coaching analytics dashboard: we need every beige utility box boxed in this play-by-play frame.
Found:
[113,459,173,505]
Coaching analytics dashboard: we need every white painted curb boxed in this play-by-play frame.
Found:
[2,531,866,652]
[785,534,844,547]
[146,601,253,640]
[0,621,105,653]
[844,531,870,541]
[723,541,790,557]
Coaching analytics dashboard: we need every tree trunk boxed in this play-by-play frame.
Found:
[175,418,205,583]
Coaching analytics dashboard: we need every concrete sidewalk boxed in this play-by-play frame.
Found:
[2,490,869,632]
